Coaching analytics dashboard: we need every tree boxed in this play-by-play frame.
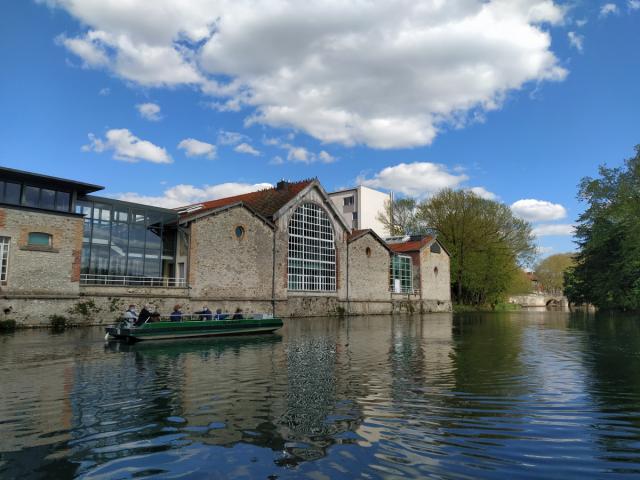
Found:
[416,189,535,305]
[376,197,427,236]
[534,253,575,295]
[565,145,640,310]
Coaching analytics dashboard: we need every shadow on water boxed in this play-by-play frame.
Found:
[3,313,640,479]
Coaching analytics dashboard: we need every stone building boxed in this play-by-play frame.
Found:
[0,167,451,325]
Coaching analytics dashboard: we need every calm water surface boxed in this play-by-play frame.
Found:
[2,312,640,479]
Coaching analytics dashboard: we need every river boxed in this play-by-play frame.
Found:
[1,311,640,479]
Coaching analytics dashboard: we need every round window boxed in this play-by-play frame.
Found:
[235,226,245,239]
[365,247,372,257]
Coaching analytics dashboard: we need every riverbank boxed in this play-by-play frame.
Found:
[452,302,522,313]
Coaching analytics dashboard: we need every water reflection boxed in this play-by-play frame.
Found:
[2,313,640,478]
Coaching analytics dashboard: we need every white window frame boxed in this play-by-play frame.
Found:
[0,237,10,284]
[390,254,413,293]
[288,203,336,292]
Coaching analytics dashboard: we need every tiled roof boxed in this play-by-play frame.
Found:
[178,179,314,221]
[388,236,434,253]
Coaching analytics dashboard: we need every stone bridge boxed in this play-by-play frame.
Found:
[508,293,569,309]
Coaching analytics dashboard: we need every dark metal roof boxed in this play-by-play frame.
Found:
[0,166,104,194]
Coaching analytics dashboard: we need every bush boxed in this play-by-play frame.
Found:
[49,315,68,330]
[0,319,17,331]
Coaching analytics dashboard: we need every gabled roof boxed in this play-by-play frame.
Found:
[178,179,313,222]
[388,235,435,253]
[348,229,393,253]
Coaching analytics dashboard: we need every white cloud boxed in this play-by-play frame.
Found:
[532,223,575,237]
[217,130,248,145]
[575,18,588,27]
[511,199,567,222]
[468,186,498,200]
[45,0,569,149]
[234,142,261,156]
[114,181,272,208]
[99,87,110,96]
[629,0,640,10]
[568,32,584,52]
[265,136,336,164]
[269,155,285,165]
[358,162,468,197]
[600,3,619,17]
[136,102,162,121]
[177,138,216,159]
[56,33,109,68]
[82,128,172,163]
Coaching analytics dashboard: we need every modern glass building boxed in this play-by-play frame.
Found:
[75,196,180,284]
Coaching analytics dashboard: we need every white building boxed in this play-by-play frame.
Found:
[328,185,391,237]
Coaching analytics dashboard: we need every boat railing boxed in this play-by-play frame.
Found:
[117,312,274,327]
[81,274,188,288]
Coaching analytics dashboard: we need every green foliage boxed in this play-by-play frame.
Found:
[507,269,534,295]
[535,253,575,295]
[416,189,536,305]
[68,299,101,320]
[49,315,68,330]
[0,319,17,331]
[566,145,640,310]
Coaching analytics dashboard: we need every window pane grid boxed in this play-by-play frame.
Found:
[390,255,413,293]
[288,203,336,291]
[0,237,9,283]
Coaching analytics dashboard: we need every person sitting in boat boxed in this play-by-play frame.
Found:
[136,304,152,326]
[170,304,183,322]
[149,311,161,322]
[232,307,244,320]
[214,308,228,320]
[124,304,138,326]
[195,306,213,320]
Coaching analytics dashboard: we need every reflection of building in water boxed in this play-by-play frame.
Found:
[0,332,76,477]
[347,315,455,446]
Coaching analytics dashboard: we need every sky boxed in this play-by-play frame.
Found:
[1,0,639,258]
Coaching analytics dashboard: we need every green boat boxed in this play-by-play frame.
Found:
[105,314,283,342]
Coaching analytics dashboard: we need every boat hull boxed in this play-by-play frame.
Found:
[106,318,283,342]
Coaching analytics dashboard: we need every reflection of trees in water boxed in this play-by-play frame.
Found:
[578,316,640,466]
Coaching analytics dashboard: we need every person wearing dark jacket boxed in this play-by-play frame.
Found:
[170,304,183,322]
[195,306,213,320]
[136,305,152,326]
[232,307,244,320]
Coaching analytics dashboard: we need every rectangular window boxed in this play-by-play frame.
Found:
[390,255,413,293]
[4,182,21,205]
[343,196,354,206]
[55,191,70,212]
[0,237,9,284]
[22,185,40,207]
[39,189,56,210]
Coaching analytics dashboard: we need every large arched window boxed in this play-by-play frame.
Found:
[288,203,336,291]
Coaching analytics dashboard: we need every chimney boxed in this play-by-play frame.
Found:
[276,179,289,191]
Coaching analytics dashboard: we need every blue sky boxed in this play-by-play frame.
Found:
[1,1,639,257]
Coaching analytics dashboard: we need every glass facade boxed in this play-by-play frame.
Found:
[390,255,413,293]
[76,198,178,279]
[0,181,70,212]
[288,203,336,292]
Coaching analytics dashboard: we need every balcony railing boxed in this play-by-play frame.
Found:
[80,274,187,288]
[389,286,420,295]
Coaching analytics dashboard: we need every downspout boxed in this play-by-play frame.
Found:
[271,225,276,316]
[346,237,350,314]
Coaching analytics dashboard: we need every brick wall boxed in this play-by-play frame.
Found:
[347,234,390,301]
[188,206,275,299]
[0,207,83,295]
